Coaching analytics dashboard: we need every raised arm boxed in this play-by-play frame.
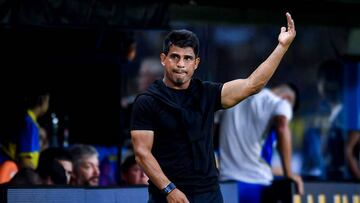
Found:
[221,13,296,108]
[131,130,189,203]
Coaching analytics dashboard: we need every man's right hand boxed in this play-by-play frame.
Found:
[166,188,190,203]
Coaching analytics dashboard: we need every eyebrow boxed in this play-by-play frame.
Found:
[169,53,195,58]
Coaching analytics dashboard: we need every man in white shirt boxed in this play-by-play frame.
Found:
[219,83,303,203]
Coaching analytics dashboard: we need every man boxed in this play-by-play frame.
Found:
[69,144,100,186]
[218,83,303,203]
[17,89,50,169]
[131,12,296,203]
[302,59,348,180]
[56,149,73,184]
[120,154,149,185]
[36,147,73,185]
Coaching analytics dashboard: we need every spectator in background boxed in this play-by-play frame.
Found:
[36,147,72,185]
[302,59,347,180]
[17,89,50,169]
[120,154,148,186]
[37,159,67,185]
[69,144,100,186]
[219,83,303,203]
[0,89,50,171]
[122,57,163,108]
[56,151,73,184]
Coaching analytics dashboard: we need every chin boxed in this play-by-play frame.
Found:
[175,81,184,85]
[88,180,99,186]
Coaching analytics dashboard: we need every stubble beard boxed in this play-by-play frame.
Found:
[174,78,185,85]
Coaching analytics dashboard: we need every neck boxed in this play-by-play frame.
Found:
[29,108,42,119]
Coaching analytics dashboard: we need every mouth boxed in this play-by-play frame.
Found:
[173,69,186,75]
[89,177,99,185]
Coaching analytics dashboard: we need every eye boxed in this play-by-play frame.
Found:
[184,56,194,61]
[169,54,180,60]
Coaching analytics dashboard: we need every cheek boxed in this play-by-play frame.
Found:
[80,168,93,178]
[130,171,140,178]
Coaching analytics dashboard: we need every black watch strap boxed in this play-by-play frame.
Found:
[161,182,176,195]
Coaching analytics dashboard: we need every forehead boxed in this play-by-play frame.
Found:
[81,155,99,165]
[168,45,195,56]
[59,160,73,168]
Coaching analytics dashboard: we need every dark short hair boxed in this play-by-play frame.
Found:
[121,154,137,174]
[163,29,200,57]
[37,147,70,185]
[25,88,50,109]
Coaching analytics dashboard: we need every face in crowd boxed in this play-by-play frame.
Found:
[73,154,100,186]
[123,163,149,185]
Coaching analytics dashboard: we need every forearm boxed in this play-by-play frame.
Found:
[248,43,289,92]
[346,155,360,179]
[134,150,171,190]
[276,123,293,177]
[346,131,360,179]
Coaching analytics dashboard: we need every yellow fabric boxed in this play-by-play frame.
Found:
[0,142,17,160]
[18,151,40,169]
[27,110,39,127]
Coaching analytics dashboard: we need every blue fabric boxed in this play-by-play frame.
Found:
[301,128,324,179]
[18,115,40,153]
[237,181,269,203]
[343,61,360,130]
[260,128,277,165]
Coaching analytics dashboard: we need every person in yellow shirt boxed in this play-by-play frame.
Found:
[17,89,50,169]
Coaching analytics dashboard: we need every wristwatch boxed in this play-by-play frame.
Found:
[161,182,176,195]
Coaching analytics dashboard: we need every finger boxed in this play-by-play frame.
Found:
[280,26,286,33]
[286,12,292,24]
[286,12,296,32]
[290,19,296,32]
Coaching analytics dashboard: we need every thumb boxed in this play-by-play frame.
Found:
[280,27,286,33]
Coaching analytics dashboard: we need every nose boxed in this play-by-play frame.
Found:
[93,166,100,176]
[177,58,185,68]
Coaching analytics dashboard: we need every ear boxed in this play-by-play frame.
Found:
[194,57,200,70]
[160,53,166,66]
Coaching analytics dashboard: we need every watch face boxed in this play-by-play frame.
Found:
[163,183,176,194]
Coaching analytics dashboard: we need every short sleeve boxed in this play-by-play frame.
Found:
[130,95,156,131]
[18,117,40,153]
[273,99,293,121]
[203,81,223,111]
